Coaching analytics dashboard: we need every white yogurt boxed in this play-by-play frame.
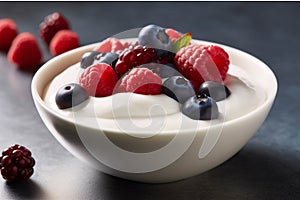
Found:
[43,62,266,133]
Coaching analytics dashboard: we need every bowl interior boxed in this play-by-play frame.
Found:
[32,39,278,133]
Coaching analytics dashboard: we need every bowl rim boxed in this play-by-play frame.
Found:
[31,38,278,135]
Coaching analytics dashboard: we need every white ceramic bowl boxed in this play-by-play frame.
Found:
[31,39,277,183]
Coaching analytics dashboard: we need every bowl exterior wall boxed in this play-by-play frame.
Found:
[33,96,274,183]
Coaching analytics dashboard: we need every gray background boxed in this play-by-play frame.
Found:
[0,2,299,199]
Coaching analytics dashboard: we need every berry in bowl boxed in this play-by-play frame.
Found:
[31,25,277,183]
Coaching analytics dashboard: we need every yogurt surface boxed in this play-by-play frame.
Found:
[43,61,266,133]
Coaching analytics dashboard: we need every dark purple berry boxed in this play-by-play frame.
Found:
[2,147,13,156]
[1,156,12,167]
[182,94,219,120]
[0,144,35,182]
[199,81,231,101]
[139,63,181,79]
[55,83,89,109]
[12,150,23,158]
[115,45,157,75]
[162,76,195,104]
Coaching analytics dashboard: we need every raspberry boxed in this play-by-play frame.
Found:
[49,30,80,56]
[121,41,139,50]
[39,12,70,45]
[115,45,158,75]
[0,18,18,52]
[94,37,124,53]
[174,43,229,91]
[79,63,119,97]
[165,28,182,43]
[7,32,42,71]
[0,144,35,182]
[118,67,162,95]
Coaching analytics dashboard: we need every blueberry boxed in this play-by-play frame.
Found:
[80,51,101,69]
[80,51,119,69]
[139,63,181,79]
[182,94,219,120]
[138,24,173,54]
[165,63,176,70]
[94,52,119,69]
[199,81,231,101]
[155,49,176,63]
[162,76,195,104]
[55,83,89,109]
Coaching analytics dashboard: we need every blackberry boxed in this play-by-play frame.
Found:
[115,45,157,75]
[0,144,35,182]
[39,12,70,45]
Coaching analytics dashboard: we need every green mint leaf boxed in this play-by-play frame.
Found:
[172,32,192,53]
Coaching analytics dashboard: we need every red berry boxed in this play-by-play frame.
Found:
[165,28,182,43]
[115,45,158,75]
[7,32,42,71]
[49,30,80,56]
[0,144,35,182]
[1,156,12,167]
[121,41,139,51]
[118,67,162,95]
[0,18,18,52]
[174,43,229,91]
[94,37,124,53]
[39,12,70,45]
[79,63,119,97]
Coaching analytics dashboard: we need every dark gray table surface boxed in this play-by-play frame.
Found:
[0,2,299,200]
